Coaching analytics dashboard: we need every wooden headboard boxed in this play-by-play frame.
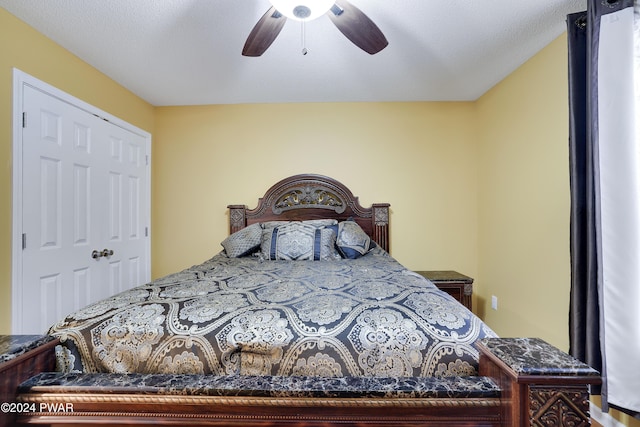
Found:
[228,174,391,252]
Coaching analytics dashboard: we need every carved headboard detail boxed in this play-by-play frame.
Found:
[273,186,345,214]
[228,174,391,253]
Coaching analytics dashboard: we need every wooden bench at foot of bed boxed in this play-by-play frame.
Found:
[14,338,600,427]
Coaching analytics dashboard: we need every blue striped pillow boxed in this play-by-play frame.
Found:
[260,222,338,260]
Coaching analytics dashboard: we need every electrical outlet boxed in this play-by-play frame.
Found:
[491,295,498,310]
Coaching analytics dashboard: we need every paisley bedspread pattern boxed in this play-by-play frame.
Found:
[50,248,496,377]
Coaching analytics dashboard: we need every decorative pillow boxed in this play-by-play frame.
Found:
[261,221,291,229]
[221,223,262,257]
[302,219,338,227]
[261,222,339,260]
[334,220,375,259]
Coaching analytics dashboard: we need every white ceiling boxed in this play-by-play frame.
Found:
[1,0,586,106]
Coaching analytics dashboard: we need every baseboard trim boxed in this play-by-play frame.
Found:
[591,402,627,427]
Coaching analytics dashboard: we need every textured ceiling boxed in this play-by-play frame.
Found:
[1,0,586,106]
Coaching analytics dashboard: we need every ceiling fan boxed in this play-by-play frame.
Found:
[242,0,388,56]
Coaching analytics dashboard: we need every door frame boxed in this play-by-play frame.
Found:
[11,69,152,334]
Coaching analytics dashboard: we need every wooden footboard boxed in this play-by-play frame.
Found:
[9,338,599,427]
[15,376,502,426]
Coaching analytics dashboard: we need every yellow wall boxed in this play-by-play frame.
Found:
[475,34,571,350]
[0,8,155,333]
[153,102,479,278]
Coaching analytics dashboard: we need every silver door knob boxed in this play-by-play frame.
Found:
[101,249,114,257]
[91,250,102,259]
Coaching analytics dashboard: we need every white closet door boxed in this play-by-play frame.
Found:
[20,85,149,333]
[100,121,149,299]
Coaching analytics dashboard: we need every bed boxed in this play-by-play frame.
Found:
[14,174,600,426]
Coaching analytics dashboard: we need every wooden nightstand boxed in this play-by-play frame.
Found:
[0,335,58,427]
[414,270,473,311]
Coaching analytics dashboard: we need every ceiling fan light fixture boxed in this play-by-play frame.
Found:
[269,0,335,21]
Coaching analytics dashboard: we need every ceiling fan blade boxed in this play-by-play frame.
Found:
[327,0,388,55]
[242,6,287,57]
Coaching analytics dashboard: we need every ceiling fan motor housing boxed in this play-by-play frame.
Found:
[270,0,335,21]
[293,5,311,19]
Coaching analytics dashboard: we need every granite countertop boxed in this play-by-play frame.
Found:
[479,337,600,377]
[0,335,56,365]
[20,372,500,399]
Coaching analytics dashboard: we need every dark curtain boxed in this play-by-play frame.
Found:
[567,10,602,378]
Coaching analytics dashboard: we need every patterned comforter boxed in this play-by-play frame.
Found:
[50,247,496,377]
